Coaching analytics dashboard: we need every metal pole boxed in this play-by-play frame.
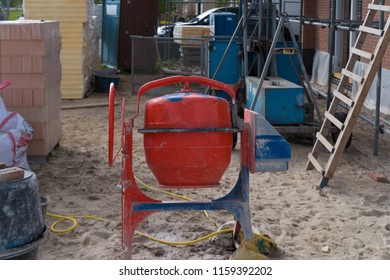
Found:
[250,13,286,110]
[131,36,135,95]
[242,0,249,77]
[5,0,10,20]
[327,0,336,109]
[374,0,384,156]
[299,0,303,41]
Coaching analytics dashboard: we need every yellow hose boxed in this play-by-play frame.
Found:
[46,176,276,250]
[47,212,107,233]
[134,175,219,227]
[135,228,232,246]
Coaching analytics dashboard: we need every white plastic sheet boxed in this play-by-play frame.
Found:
[0,97,34,169]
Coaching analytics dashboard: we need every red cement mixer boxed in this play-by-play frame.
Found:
[108,75,290,259]
[140,82,236,188]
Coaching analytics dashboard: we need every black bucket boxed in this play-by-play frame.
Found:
[93,69,120,92]
[0,170,44,257]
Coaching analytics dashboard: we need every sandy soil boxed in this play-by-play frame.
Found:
[31,74,390,260]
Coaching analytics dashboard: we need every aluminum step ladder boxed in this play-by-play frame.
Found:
[306,0,390,188]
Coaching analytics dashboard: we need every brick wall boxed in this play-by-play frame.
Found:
[360,0,390,69]
[302,0,390,70]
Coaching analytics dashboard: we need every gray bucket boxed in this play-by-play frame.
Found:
[0,223,49,260]
[0,170,46,259]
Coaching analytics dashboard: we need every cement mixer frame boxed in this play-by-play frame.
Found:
[108,75,290,259]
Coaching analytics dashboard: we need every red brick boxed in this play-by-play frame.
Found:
[11,56,22,73]
[10,24,22,40]
[33,88,46,106]
[21,56,32,73]
[1,73,49,89]
[11,89,23,107]
[22,89,34,107]
[0,90,13,107]
[27,139,50,156]
[29,121,48,140]
[368,171,388,183]
[0,57,12,73]
[20,25,33,40]
[0,25,11,40]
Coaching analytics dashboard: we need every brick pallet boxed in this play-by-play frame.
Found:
[0,20,62,157]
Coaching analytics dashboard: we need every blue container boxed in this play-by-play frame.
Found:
[210,13,237,36]
[275,41,302,85]
[245,76,305,125]
[93,69,120,92]
[209,40,241,101]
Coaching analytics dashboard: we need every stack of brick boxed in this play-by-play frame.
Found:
[24,0,99,99]
[0,20,62,157]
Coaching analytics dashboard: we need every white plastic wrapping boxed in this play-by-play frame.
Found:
[0,96,34,169]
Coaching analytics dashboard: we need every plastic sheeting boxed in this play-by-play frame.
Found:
[311,50,390,116]
[353,61,390,115]
[311,50,330,86]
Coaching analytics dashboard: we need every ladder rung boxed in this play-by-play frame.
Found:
[308,153,324,175]
[368,4,390,12]
[325,111,344,130]
[316,132,335,153]
[351,47,374,60]
[359,25,384,36]
[341,69,364,84]
[333,90,355,107]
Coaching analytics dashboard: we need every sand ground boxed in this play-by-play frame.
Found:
[31,74,390,260]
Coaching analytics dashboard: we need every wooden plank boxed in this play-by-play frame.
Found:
[325,111,344,130]
[351,47,374,60]
[333,90,355,107]
[341,69,364,84]
[308,153,324,175]
[316,132,335,153]
[359,25,384,36]
[0,167,24,183]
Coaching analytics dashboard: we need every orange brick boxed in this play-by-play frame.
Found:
[10,24,22,40]
[11,89,23,107]
[11,56,22,73]
[33,88,46,106]
[0,25,11,40]
[0,57,12,73]
[0,90,13,107]
[368,171,388,183]
[29,121,48,140]
[22,89,34,107]
[22,56,33,73]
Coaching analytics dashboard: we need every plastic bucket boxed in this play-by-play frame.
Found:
[93,69,120,92]
[0,170,44,251]
[0,223,49,260]
[40,195,50,219]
